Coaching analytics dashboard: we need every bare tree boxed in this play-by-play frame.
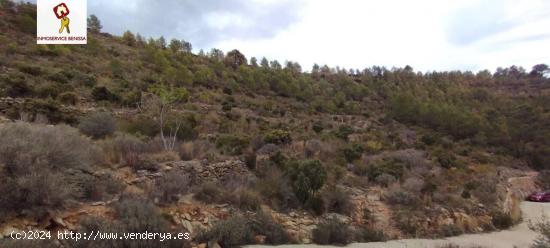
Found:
[139,85,189,151]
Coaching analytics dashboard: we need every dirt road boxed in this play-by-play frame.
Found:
[249,201,549,248]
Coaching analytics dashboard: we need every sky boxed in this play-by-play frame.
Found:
[27,0,550,72]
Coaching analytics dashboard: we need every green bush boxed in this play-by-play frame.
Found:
[367,158,406,181]
[286,159,327,204]
[312,218,352,245]
[264,129,292,145]
[342,143,364,163]
[1,72,33,97]
[433,148,458,169]
[216,134,249,155]
[78,112,116,139]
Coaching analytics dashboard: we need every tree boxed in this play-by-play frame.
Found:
[158,36,167,49]
[144,84,189,151]
[530,64,549,78]
[209,48,224,61]
[270,60,282,70]
[225,49,247,69]
[169,39,183,53]
[182,40,192,53]
[260,57,269,68]
[122,30,136,46]
[87,14,102,33]
[287,160,327,203]
[250,57,258,67]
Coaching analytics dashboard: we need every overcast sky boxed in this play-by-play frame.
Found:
[28,0,550,72]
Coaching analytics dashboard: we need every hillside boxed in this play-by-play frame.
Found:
[0,1,550,247]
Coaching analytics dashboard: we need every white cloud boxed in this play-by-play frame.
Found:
[212,0,550,72]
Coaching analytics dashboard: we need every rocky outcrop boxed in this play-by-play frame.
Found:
[163,159,252,183]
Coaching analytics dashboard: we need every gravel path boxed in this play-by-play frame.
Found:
[249,201,549,248]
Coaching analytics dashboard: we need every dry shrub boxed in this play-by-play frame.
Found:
[0,123,100,218]
[78,112,116,139]
[151,170,191,204]
[179,140,214,161]
[255,167,299,211]
[312,218,352,245]
[196,215,255,247]
[322,187,353,215]
[100,132,145,165]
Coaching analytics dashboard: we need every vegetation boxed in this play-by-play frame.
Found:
[0,2,549,246]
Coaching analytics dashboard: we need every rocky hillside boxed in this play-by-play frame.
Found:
[0,1,550,247]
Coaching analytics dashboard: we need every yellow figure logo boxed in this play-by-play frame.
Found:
[59,16,70,34]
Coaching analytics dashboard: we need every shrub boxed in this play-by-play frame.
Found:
[384,189,420,206]
[231,189,261,211]
[194,182,224,203]
[1,72,33,97]
[111,197,187,248]
[367,158,406,181]
[92,86,119,102]
[151,171,190,204]
[529,217,550,248]
[312,121,324,133]
[491,211,514,229]
[78,112,116,139]
[0,123,99,218]
[123,116,159,138]
[433,148,458,169]
[178,140,214,161]
[20,99,77,124]
[82,173,124,201]
[334,125,353,141]
[249,211,290,245]
[375,173,397,187]
[216,134,249,155]
[342,143,364,163]
[264,129,292,145]
[196,215,255,247]
[286,159,327,204]
[323,187,353,215]
[58,91,79,105]
[440,224,464,237]
[356,226,386,242]
[256,167,299,211]
[306,195,326,216]
[100,132,146,165]
[312,218,352,245]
